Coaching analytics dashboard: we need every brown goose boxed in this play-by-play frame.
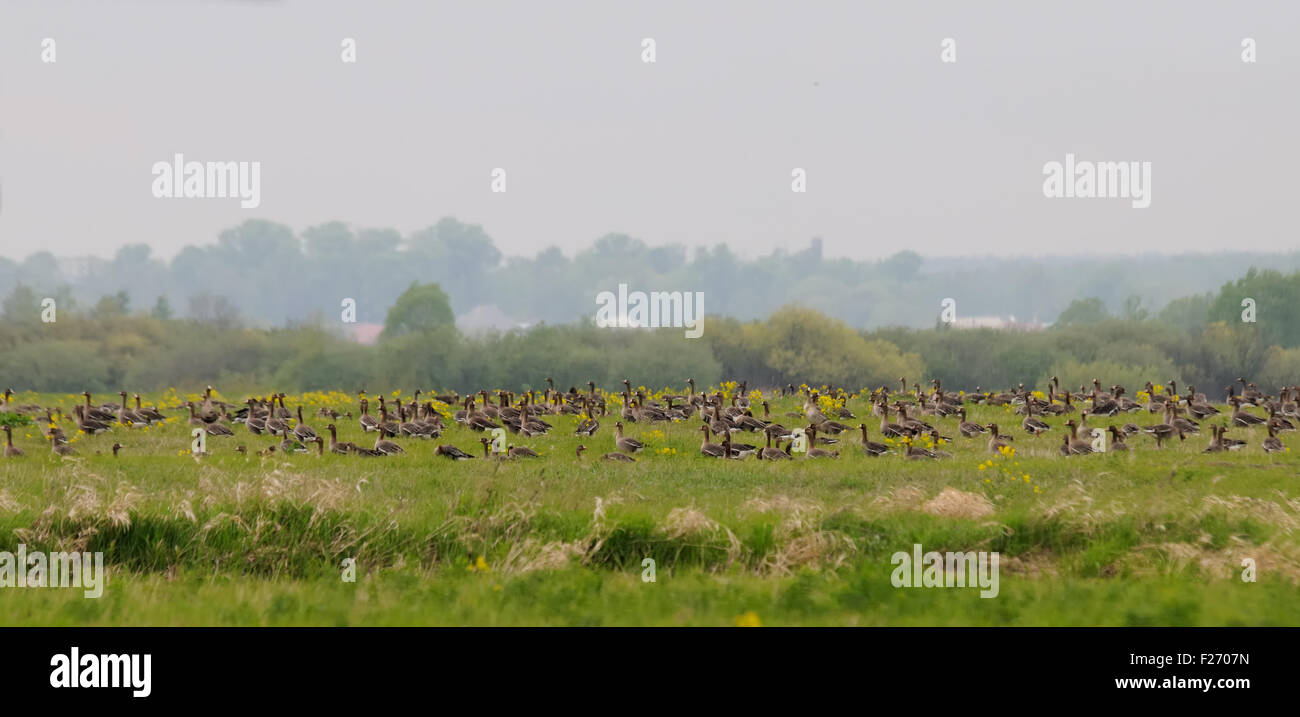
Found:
[73,405,112,434]
[857,424,889,457]
[1021,402,1051,436]
[294,406,318,443]
[615,422,643,454]
[901,435,937,460]
[803,427,839,459]
[117,391,148,426]
[957,408,986,438]
[1263,425,1285,454]
[358,398,380,433]
[759,431,791,460]
[373,429,404,455]
[1230,398,1267,428]
[1063,420,1095,455]
[986,423,1013,453]
[3,426,23,457]
[325,424,356,454]
[508,444,540,459]
[188,403,234,436]
[435,444,475,460]
[1107,425,1128,451]
[699,425,726,458]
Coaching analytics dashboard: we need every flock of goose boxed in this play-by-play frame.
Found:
[1,376,1295,462]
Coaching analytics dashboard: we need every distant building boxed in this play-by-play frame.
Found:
[456,304,534,334]
[346,322,384,344]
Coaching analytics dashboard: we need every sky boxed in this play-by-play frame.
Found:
[1,1,1296,262]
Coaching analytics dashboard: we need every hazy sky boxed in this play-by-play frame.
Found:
[1,1,1296,262]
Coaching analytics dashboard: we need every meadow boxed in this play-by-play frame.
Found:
[1,385,1298,626]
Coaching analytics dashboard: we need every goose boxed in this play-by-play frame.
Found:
[257,445,277,457]
[74,405,113,435]
[373,429,405,456]
[508,444,540,459]
[358,398,380,432]
[614,422,643,454]
[720,433,756,459]
[759,431,791,461]
[901,435,937,460]
[294,406,318,443]
[1267,406,1296,433]
[894,404,933,435]
[111,442,124,457]
[131,394,165,422]
[1106,425,1128,451]
[577,444,637,463]
[1063,420,1095,455]
[1058,433,1072,457]
[575,403,600,437]
[117,391,148,426]
[1204,425,1226,453]
[986,424,1013,453]
[325,424,357,454]
[244,399,269,435]
[803,426,839,459]
[957,408,986,438]
[478,437,506,460]
[699,425,726,458]
[3,426,23,457]
[376,406,399,436]
[1263,425,1286,454]
[1184,392,1219,420]
[1021,402,1051,436]
[280,433,310,454]
[857,424,889,457]
[1230,398,1267,427]
[80,392,115,422]
[188,403,234,436]
[51,435,77,456]
[1218,425,1247,451]
[435,444,475,460]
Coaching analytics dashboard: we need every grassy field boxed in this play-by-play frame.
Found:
[1,386,1298,626]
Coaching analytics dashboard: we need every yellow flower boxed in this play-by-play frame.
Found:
[734,611,762,628]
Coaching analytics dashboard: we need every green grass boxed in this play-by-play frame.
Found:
[1,388,1298,626]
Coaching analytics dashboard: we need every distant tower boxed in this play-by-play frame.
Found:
[809,237,823,261]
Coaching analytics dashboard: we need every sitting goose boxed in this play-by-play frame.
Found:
[1107,425,1128,451]
[957,408,987,438]
[576,444,637,463]
[188,403,234,436]
[614,422,643,454]
[51,435,77,456]
[758,432,792,461]
[373,429,405,456]
[434,444,475,460]
[1021,403,1051,436]
[986,424,1013,453]
[901,435,937,460]
[74,405,113,435]
[1218,425,1247,451]
[1230,397,1267,428]
[244,399,269,435]
[325,424,357,454]
[1063,420,1095,455]
[508,444,541,459]
[803,427,839,459]
[1263,425,1286,454]
[358,398,380,433]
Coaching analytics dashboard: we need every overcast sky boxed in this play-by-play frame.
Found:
[1,1,1295,262]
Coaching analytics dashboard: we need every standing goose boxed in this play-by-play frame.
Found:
[698,425,726,458]
[188,403,234,436]
[857,424,889,457]
[117,391,148,426]
[74,405,113,435]
[294,406,318,443]
[244,399,268,435]
[759,431,792,461]
[3,426,23,457]
[615,422,643,454]
[358,398,380,433]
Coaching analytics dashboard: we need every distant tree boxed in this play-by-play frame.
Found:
[1120,294,1148,321]
[94,290,130,318]
[1055,297,1110,326]
[382,282,456,339]
[187,293,241,330]
[2,284,39,322]
[151,295,174,320]
[1158,293,1210,332]
[880,251,922,281]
